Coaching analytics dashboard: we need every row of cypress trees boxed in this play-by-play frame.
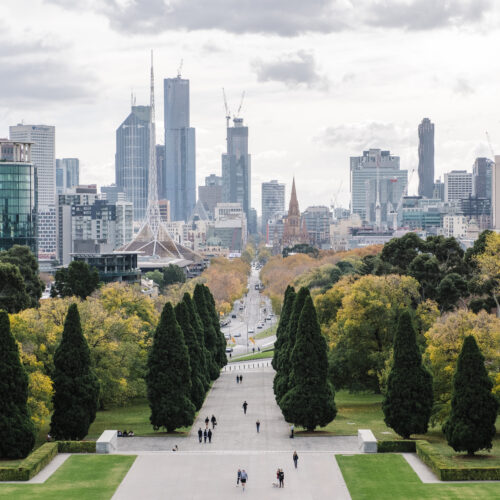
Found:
[381,310,497,455]
[272,286,336,431]
[146,284,227,432]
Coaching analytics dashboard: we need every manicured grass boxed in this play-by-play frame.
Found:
[0,454,135,499]
[253,324,277,340]
[229,351,274,363]
[336,454,500,500]
[85,399,191,439]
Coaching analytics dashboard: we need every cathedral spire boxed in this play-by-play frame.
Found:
[288,177,300,217]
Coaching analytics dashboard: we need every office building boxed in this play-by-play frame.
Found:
[365,177,407,226]
[444,170,472,202]
[248,208,257,235]
[210,202,247,252]
[222,117,251,222]
[350,149,406,221]
[433,179,445,201]
[164,76,196,221]
[101,184,126,204]
[418,118,435,198]
[115,105,151,222]
[302,206,331,247]
[158,199,170,222]
[472,157,493,200]
[261,180,285,233]
[71,252,140,284]
[10,124,56,259]
[56,158,79,194]
[0,139,37,254]
[156,145,165,201]
[493,156,500,230]
[198,174,223,216]
[459,196,492,230]
[443,215,469,239]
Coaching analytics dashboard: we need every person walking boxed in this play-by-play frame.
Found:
[208,428,212,443]
[211,415,217,429]
[240,374,243,383]
[290,424,294,438]
[236,469,242,487]
[203,428,208,443]
[278,469,284,488]
[293,451,298,468]
[240,469,248,491]
[205,416,209,428]
[242,401,248,414]
[236,375,239,384]
[197,427,202,443]
[256,420,260,433]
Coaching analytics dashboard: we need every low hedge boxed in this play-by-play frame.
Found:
[0,442,58,481]
[57,441,96,453]
[416,440,500,481]
[378,440,416,453]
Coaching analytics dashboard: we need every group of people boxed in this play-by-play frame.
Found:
[117,430,135,437]
[197,414,218,443]
[236,374,244,383]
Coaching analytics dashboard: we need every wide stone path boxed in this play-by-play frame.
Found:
[113,365,354,499]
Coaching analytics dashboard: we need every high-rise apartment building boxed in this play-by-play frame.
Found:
[418,118,434,198]
[10,124,56,259]
[198,174,223,216]
[164,76,196,221]
[302,206,331,247]
[261,180,285,232]
[444,170,472,202]
[115,105,150,222]
[433,179,445,201]
[222,118,251,222]
[0,139,37,254]
[56,158,80,194]
[472,157,493,200]
[350,149,406,222]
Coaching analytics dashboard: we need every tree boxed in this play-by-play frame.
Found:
[146,302,195,432]
[272,285,295,370]
[280,295,336,431]
[50,304,100,440]
[0,311,35,458]
[175,300,206,410]
[382,310,433,439]
[443,335,498,456]
[436,273,468,311]
[380,232,426,274]
[475,232,500,317]
[0,245,44,309]
[0,263,30,313]
[51,261,99,300]
[146,270,164,289]
[274,287,310,403]
[203,285,227,368]
[193,284,220,379]
[408,253,442,300]
[163,264,186,286]
[424,235,465,275]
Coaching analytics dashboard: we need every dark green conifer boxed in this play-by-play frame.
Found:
[50,304,100,440]
[382,310,433,439]
[175,300,206,410]
[203,285,227,367]
[272,285,295,371]
[280,295,336,431]
[443,335,498,456]
[146,302,195,432]
[0,311,35,458]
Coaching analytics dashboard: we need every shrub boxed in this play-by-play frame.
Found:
[0,442,58,481]
[377,440,416,453]
[57,441,96,453]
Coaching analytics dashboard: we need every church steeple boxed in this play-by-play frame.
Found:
[288,177,300,217]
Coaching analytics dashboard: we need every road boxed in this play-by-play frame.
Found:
[221,267,277,357]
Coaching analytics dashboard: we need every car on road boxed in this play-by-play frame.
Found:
[266,316,272,321]
[224,334,231,339]
[233,332,241,337]
[231,314,237,318]
[225,347,233,353]
[248,329,254,334]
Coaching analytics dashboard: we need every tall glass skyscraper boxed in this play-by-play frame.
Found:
[418,118,435,199]
[56,158,80,194]
[222,118,251,221]
[115,105,151,222]
[261,180,285,229]
[164,77,196,222]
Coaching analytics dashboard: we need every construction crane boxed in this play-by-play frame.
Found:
[177,59,183,78]
[330,180,344,214]
[235,91,245,118]
[222,88,231,129]
[486,131,495,159]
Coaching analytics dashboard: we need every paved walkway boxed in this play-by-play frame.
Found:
[113,367,354,499]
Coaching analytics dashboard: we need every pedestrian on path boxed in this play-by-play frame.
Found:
[237,469,241,486]
[211,415,217,429]
[293,451,298,468]
[243,401,248,414]
[290,424,294,438]
[256,420,260,433]
[205,416,209,428]
[197,428,202,443]
[278,469,284,488]
[240,469,248,491]
[204,428,208,443]
[208,428,212,443]
[240,375,243,383]
[236,375,239,384]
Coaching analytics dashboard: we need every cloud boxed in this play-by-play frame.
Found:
[366,0,491,30]
[45,0,492,36]
[253,51,329,90]
[454,77,474,96]
[315,121,414,152]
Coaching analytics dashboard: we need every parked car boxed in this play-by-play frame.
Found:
[225,347,233,353]
[232,314,237,318]
[234,332,241,337]
[248,329,254,334]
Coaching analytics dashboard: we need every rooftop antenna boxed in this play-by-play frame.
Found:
[177,59,183,78]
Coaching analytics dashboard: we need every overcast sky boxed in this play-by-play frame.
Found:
[1,0,500,213]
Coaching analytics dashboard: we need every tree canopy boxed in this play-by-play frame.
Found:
[0,263,30,313]
[51,260,99,300]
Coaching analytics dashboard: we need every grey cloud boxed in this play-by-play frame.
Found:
[253,51,329,89]
[454,77,474,96]
[367,0,491,30]
[315,121,414,151]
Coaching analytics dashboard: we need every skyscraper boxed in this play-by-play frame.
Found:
[56,158,80,194]
[261,180,285,231]
[472,157,493,200]
[115,105,151,222]
[10,124,56,259]
[164,76,196,222]
[493,157,500,230]
[444,170,472,202]
[198,174,223,216]
[418,118,435,198]
[222,117,251,221]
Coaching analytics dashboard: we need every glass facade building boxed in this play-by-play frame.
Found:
[0,141,37,254]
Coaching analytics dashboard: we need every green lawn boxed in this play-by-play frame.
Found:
[0,455,135,499]
[337,454,500,500]
[229,351,274,363]
[253,324,277,340]
[85,399,191,439]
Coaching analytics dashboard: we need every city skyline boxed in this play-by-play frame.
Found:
[1,1,500,213]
